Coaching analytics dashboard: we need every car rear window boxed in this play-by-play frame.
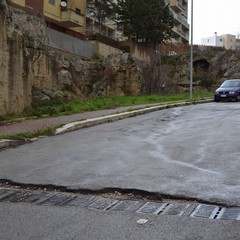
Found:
[221,81,240,87]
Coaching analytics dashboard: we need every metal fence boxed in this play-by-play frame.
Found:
[45,28,94,58]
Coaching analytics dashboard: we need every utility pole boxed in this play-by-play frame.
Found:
[190,0,193,101]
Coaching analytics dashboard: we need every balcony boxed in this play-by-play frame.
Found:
[60,9,84,27]
[181,19,189,30]
[172,26,186,38]
[170,0,187,15]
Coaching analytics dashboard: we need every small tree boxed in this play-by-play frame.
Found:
[87,0,113,23]
[141,53,177,95]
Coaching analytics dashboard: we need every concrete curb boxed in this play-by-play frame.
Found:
[0,139,24,150]
[55,99,212,135]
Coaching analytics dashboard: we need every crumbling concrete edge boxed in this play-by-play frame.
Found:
[55,99,212,135]
[0,139,24,150]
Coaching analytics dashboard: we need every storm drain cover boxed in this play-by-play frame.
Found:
[0,189,15,200]
[162,203,191,216]
[39,193,73,206]
[0,190,34,203]
[87,197,118,210]
[109,200,140,212]
[21,191,52,203]
[65,195,96,207]
[190,204,220,219]
[136,202,168,215]
[217,208,240,221]
[1,187,240,222]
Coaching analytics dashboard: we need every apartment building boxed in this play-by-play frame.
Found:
[9,0,87,38]
[86,17,116,40]
[86,0,189,43]
[9,0,189,44]
[201,33,240,50]
[166,0,189,43]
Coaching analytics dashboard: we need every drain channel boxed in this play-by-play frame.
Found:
[1,187,240,221]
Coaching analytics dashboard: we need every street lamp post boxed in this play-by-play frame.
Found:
[190,0,193,101]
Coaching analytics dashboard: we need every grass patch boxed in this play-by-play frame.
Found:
[0,127,57,140]
[3,92,213,121]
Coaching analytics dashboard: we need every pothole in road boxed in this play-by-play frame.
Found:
[0,183,240,221]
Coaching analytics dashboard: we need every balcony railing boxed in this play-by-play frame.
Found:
[60,8,84,27]
[170,0,187,15]
[173,26,186,38]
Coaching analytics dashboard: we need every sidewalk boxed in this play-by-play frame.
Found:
[0,103,161,136]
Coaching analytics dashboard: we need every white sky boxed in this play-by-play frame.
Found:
[188,0,240,44]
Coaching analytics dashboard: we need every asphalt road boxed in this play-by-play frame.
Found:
[1,102,240,206]
[1,102,240,239]
[1,202,240,240]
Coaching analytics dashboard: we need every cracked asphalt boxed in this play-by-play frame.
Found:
[0,102,240,207]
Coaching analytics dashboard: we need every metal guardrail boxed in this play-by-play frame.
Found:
[45,28,94,58]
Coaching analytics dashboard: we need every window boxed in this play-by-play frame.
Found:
[220,38,222,42]
[49,0,55,5]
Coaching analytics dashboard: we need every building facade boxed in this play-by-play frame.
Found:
[9,0,189,44]
[86,0,189,44]
[166,0,189,43]
[9,0,87,38]
[201,33,240,50]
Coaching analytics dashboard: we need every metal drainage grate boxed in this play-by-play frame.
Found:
[162,203,191,216]
[109,200,141,212]
[87,197,118,210]
[217,208,240,221]
[18,191,51,204]
[0,189,52,204]
[191,205,240,221]
[1,190,38,203]
[0,188,15,200]
[136,202,168,215]
[39,193,74,206]
[64,195,96,207]
[1,188,240,221]
[190,204,221,219]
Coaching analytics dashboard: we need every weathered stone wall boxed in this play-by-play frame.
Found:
[32,49,143,102]
[153,50,240,93]
[0,1,46,116]
[0,2,143,117]
[0,3,28,115]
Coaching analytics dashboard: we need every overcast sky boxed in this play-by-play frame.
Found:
[188,0,240,44]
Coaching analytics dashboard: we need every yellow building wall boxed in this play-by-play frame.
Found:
[69,0,86,34]
[10,0,86,35]
[10,0,25,7]
[43,0,86,34]
[43,0,61,21]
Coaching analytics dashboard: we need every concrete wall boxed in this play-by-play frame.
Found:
[90,40,123,58]
[221,34,236,50]
[10,0,25,7]
[122,40,152,63]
